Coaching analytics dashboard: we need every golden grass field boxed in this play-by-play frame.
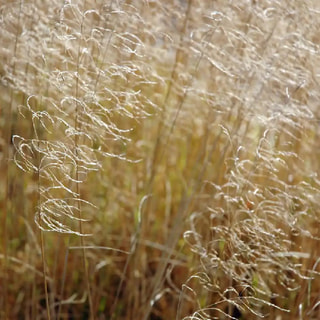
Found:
[1,0,320,319]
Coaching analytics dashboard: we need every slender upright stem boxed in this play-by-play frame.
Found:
[40,229,51,320]
[74,1,94,318]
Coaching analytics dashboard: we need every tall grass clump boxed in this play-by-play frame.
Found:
[1,0,320,319]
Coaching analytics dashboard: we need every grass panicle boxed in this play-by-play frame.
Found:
[1,0,320,319]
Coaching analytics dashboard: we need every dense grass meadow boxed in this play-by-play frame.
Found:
[1,0,320,319]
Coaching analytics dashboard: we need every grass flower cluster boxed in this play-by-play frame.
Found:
[1,0,320,319]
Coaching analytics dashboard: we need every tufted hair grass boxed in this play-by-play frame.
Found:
[1,0,320,319]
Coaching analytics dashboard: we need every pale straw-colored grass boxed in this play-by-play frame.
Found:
[1,0,320,319]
